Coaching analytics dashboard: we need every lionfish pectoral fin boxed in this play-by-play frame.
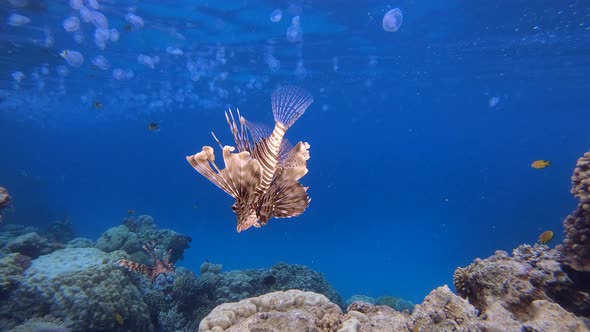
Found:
[219,145,262,197]
[186,146,237,197]
[271,85,314,128]
[281,141,310,181]
[186,146,262,199]
[257,170,310,224]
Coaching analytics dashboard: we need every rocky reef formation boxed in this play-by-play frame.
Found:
[199,244,589,332]
[0,187,10,223]
[557,151,590,272]
[1,247,151,331]
[96,215,192,265]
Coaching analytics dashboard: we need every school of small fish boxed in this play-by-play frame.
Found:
[186,85,313,232]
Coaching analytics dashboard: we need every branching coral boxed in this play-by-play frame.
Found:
[557,151,590,271]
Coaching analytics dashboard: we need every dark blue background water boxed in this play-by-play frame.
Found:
[1,0,589,303]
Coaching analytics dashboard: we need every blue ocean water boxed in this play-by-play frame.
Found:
[0,0,589,305]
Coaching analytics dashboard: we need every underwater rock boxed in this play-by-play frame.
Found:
[557,151,590,272]
[6,232,64,259]
[345,294,376,306]
[102,215,191,265]
[95,225,130,252]
[454,244,589,330]
[199,261,342,308]
[66,237,94,248]
[2,247,151,331]
[0,253,31,296]
[198,290,342,332]
[375,295,414,313]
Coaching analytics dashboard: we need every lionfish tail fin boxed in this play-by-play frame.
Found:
[271,85,313,128]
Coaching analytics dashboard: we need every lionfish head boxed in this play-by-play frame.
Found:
[231,201,261,233]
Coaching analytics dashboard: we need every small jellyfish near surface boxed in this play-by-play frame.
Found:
[382,8,403,32]
[488,96,500,108]
[11,71,25,82]
[92,55,110,70]
[286,24,302,43]
[7,13,30,27]
[63,16,80,32]
[270,9,282,22]
[60,49,84,67]
[125,13,144,29]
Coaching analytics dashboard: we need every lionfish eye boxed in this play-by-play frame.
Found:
[230,204,237,212]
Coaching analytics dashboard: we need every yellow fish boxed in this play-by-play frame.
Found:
[531,160,551,169]
[148,122,160,131]
[115,312,124,325]
[127,209,135,215]
[538,230,554,244]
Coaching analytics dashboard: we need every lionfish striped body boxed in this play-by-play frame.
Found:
[186,86,313,232]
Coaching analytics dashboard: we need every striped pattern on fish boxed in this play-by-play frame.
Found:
[186,85,313,232]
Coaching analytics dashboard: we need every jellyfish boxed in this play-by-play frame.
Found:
[11,71,25,82]
[270,9,282,23]
[382,8,403,32]
[125,13,144,29]
[63,16,80,32]
[94,28,110,50]
[91,55,110,70]
[7,13,30,27]
[110,28,119,42]
[89,10,108,29]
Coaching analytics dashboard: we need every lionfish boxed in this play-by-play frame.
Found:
[116,241,175,282]
[186,85,313,232]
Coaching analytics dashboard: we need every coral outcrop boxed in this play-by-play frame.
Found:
[0,247,152,331]
[557,151,590,272]
[0,187,10,223]
[198,244,589,332]
[96,215,191,265]
[198,290,342,332]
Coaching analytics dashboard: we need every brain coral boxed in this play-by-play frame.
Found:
[557,151,590,271]
[8,247,151,331]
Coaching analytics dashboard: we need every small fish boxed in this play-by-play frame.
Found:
[148,122,160,131]
[127,209,135,215]
[59,49,84,67]
[539,230,554,244]
[192,204,199,209]
[187,86,313,233]
[115,312,124,325]
[531,160,551,169]
[93,101,103,109]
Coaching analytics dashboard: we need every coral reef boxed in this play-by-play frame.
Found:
[0,187,10,223]
[198,290,341,332]
[0,247,152,331]
[557,151,590,272]
[0,253,31,296]
[96,215,191,265]
[197,244,589,332]
[375,295,414,313]
[5,232,64,259]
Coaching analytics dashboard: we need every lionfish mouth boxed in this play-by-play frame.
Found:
[186,85,314,232]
